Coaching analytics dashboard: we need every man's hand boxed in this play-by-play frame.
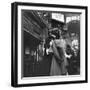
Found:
[65,53,72,58]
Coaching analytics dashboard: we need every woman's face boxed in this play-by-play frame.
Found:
[72,39,79,52]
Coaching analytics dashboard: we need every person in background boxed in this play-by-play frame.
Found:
[66,37,80,75]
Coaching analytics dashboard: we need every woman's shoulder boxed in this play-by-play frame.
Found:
[54,39,66,48]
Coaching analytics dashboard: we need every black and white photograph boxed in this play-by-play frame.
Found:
[11,2,88,87]
[22,10,80,77]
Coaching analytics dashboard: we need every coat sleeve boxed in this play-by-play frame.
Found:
[52,41,63,62]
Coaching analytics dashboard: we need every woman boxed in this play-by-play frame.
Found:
[66,39,80,75]
[49,36,68,76]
